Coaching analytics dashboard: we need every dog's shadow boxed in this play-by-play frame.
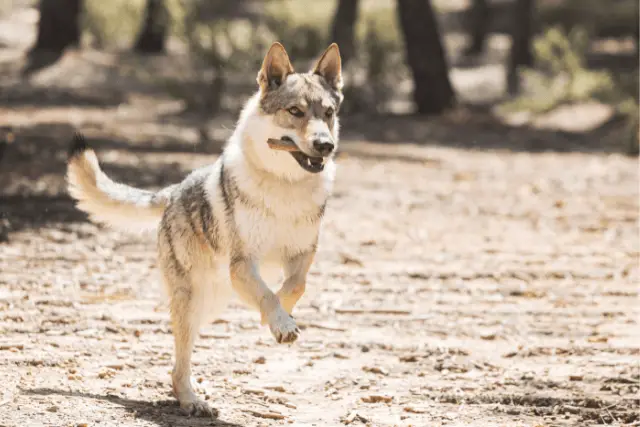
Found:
[23,388,242,427]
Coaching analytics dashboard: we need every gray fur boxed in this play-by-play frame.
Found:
[161,220,188,278]
[260,73,343,115]
[223,167,274,217]
[218,162,234,219]
[178,168,220,252]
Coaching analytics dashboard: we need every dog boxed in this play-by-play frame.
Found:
[66,42,343,417]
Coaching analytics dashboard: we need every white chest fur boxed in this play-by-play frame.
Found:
[221,144,334,254]
[232,168,329,286]
[232,168,329,259]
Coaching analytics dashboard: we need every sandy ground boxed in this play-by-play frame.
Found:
[1,5,639,427]
[2,113,639,427]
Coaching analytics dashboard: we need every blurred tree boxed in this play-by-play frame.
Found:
[31,0,82,53]
[507,0,534,94]
[23,0,82,76]
[396,0,455,114]
[329,0,359,64]
[180,0,267,114]
[0,130,8,164]
[463,0,490,56]
[134,0,168,53]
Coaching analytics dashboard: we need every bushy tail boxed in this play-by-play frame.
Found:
[66,133,172,232]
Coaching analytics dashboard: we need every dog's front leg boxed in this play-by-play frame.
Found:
[230,257,300,343]
[276,249,315,316]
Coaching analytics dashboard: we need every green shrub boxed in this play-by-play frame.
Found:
[82,0,146,49]
[342,18,406,114]
[501,26,639,154]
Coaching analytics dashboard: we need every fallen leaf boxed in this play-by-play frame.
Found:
[361,395,393,403]
[453,171,476,182]
[509,289,545,298]
[342,411,368,425]
[480,333,497,341]
[363,366,388,376]
[98,369,116,379]
[299,322,347,332]
[0,344,24,351]
[199,332,231,339]
[339,253,364,266]
[336,308,411,315]
[106,364,124,371]
[404,406,427,414]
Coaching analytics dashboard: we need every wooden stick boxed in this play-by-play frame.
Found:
[334,308,412,315]
[298,322,347,332]
[243,409,286,420]
[267,138,300,152]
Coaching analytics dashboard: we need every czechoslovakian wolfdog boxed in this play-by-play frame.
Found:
[66,42,343,417]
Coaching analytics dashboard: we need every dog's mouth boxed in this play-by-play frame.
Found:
[282,137,325,173]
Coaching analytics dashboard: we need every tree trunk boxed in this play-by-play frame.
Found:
[329,0,359,64]
[396,0,455,115]
[31,0,81,53]
[506,0,534,95]
[463,0,490,56]
[134,0,168,54]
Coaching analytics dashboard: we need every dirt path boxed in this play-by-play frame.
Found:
[1,118,639,426]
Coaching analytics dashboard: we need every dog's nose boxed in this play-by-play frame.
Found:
[313,137,335,156]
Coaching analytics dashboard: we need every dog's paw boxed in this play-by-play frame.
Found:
[179,398,218,418]
[267,309,300,344]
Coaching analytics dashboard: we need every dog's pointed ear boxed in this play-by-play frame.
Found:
[311,43,342,90]
[257,42,294,91]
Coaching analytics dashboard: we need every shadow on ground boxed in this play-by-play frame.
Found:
[0,122,216,238]
[1,83,126,108]
[341,107,634,154]
[23,388,241,427]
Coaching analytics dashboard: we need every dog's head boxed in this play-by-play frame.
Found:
[241,42,343,178]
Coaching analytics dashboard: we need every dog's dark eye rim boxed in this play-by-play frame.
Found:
[325,108,334,117]
[287,106,305,117]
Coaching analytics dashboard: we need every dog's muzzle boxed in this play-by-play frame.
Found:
[282,136,327,173]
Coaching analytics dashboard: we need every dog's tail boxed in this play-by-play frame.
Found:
[66,133,172,232]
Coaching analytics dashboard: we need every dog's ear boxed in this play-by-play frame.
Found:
[257,42,294,91]
[311,43,342,91]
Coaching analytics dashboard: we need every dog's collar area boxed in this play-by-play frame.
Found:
[281,136,325,173]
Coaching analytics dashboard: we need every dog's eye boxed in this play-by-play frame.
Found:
[325,108,334,118]
[288,107,304,118]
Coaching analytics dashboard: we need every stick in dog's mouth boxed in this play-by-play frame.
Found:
[267,137,326,173]
[267,138,300,152]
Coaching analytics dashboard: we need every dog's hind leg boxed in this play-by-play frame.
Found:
[168,278,218,418]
